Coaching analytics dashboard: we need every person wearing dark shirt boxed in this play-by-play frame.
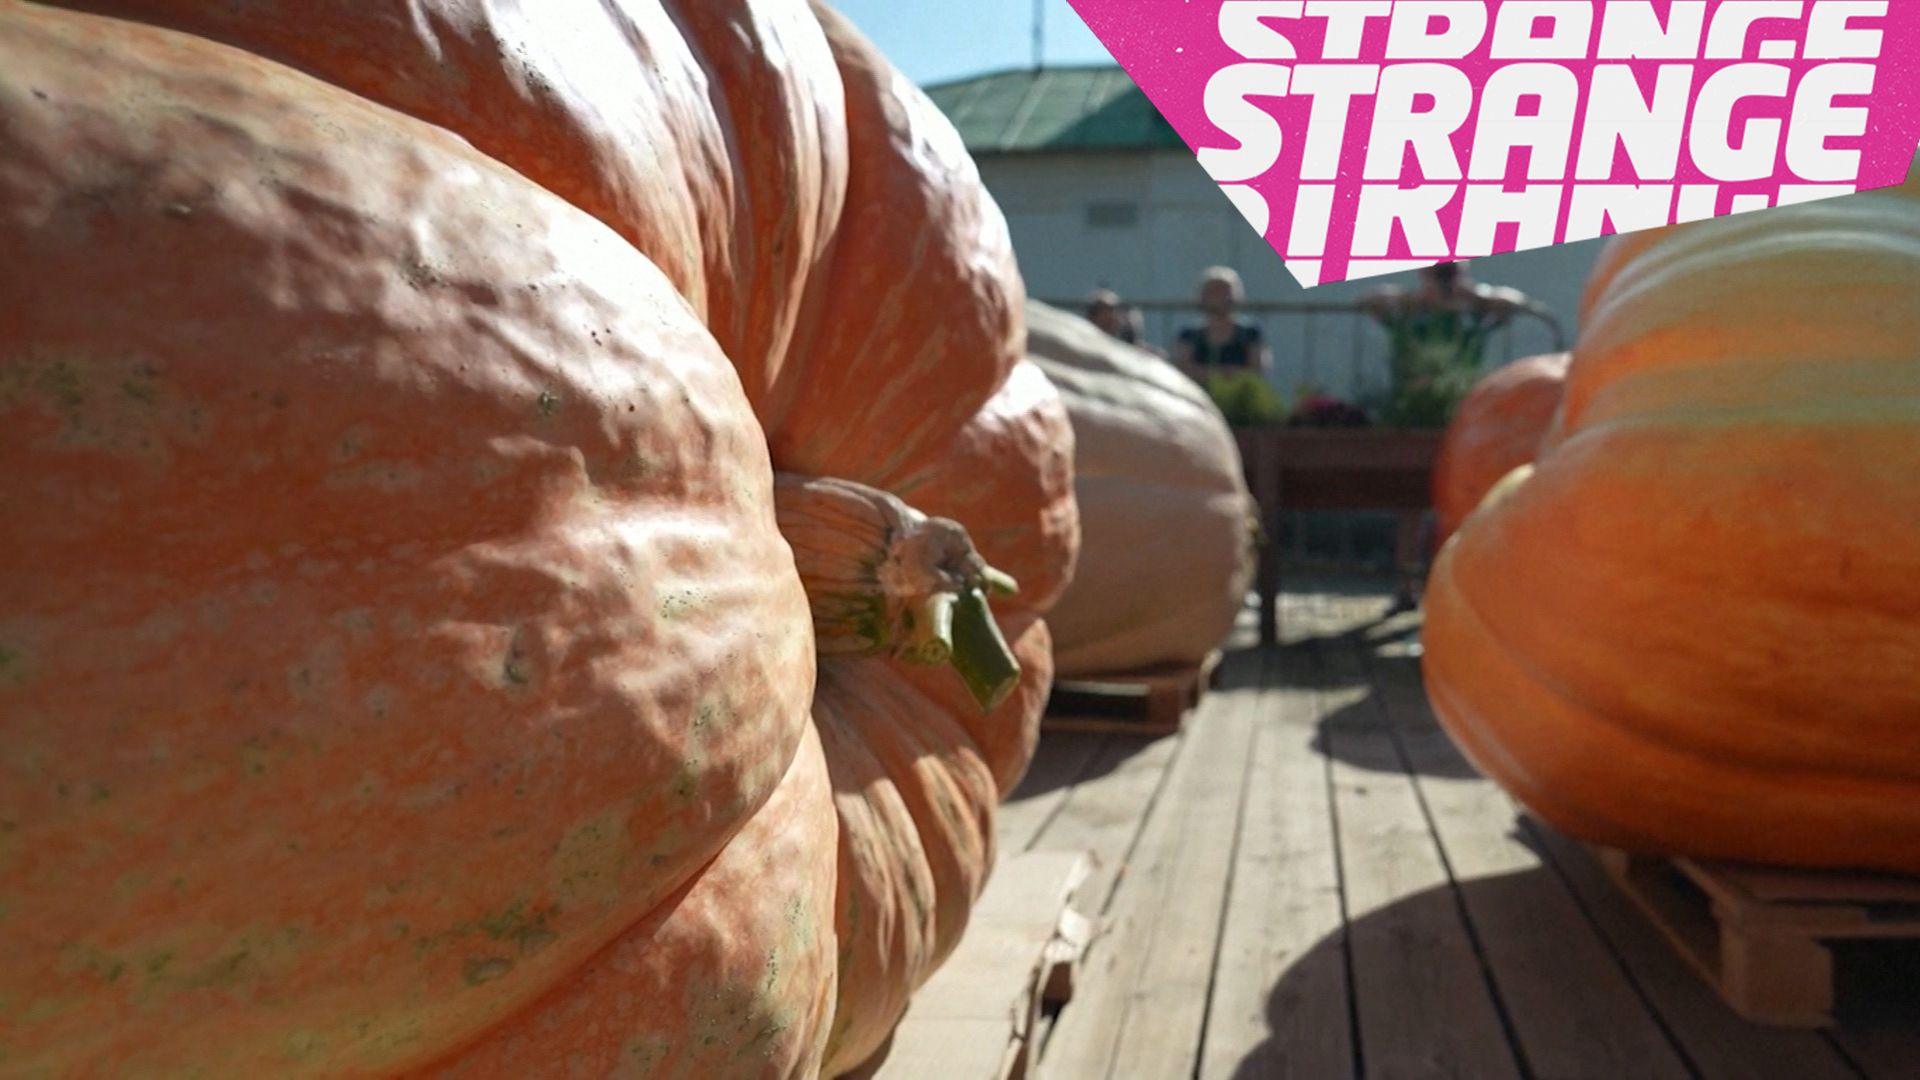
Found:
[1172,266,1269,380]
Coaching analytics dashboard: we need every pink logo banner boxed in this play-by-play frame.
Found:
[1066,1,1920,286]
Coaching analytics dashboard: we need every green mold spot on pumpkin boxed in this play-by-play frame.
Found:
[551,808,634,906]
[121,377,155,403]
[340,1013,426,1056]
[142,951,175,982]
[479,900,561,957]
[111,872,152,903]
[463,956,513,986]
[399,258,444,290]
[239,746,273,778]
[672,760,702,800]
[620,1036,671,1075]
[536,390,562,418]
[284,1030,326,1062]
[36,360,85,411]
[186,949,251,988]
[658,588,703,620]
[59,942,126,985]
[749,1018,792,1051]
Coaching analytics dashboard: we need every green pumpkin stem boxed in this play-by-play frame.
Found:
[950,587,1020,712]
[905,592,956,665]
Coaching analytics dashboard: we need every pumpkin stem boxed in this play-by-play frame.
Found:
[981,566,1019,598]
[904,591,956,665]
[772,472,1024,705]
[950,586,1020,712]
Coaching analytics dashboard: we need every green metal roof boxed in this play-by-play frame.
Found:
[925,65,1185,155]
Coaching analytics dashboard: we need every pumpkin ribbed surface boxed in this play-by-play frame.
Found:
[1431,352,1570,545]
[2,1,1078,1075]
[1423,160,1920,875]
[1026,302,1253,676]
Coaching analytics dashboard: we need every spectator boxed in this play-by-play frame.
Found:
[1084,289,1129,341]
[1359,260,1550,412]
[1172,266,1269,381]
[1359,259,1549,613]
[1084,289,1167,358]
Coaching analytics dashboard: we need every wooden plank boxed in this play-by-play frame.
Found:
[1714,863,1920,908]
[1051,651,1220,697]
[1198,645,1355,1080]
[869,851,1091,1080]
[1523,819,1862,1080]
[1359,638,1693,1079]
[1671,859,1920,940]
[1022,729,1184,918]
[1595,848,1844,1028]
[1315,619,1525,1080]
[998,732,1108,856]
[1035,713,1184,738]
[1044,652,1219,737]
[1041,651,1262,1079]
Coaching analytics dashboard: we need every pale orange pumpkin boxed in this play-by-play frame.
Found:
[1,2,1077,1075]
[1026,301,1255,676]
[1424,162,1920,875]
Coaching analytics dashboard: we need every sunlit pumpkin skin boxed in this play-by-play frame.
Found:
[51,0,851,402]
[1424,162,1920,874]
[426,726,839,1079]
[1431,352,1570,545]
[0,6,819,1075]
[51,0,1020,491]
[1025,302,1254,676]
[7,1,1076,1074]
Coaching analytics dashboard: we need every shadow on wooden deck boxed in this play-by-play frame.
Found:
[1001,586,1920,1080]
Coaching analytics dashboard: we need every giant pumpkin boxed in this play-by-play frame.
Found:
[0,2,1077,1076]
[1431,352,1570,545]
[1025,302,1255,676]
[1423,162,1920,874]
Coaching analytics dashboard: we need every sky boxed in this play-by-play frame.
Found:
[832,0,1117,87]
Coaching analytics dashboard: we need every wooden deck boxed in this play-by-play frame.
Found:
[1001,588,1920,1080]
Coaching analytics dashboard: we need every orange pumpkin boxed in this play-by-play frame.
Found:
[1424,162,1920,875]
[1431,352,1570,545]
[0,3,1077,1075]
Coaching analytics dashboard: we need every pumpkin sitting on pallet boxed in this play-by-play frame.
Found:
[1423,159,1920,875]
[1431,352,1570,546]
[1026,301,1255,677]
[0,3,1077,1076]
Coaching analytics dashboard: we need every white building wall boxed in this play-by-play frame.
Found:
[977,148,1606,402]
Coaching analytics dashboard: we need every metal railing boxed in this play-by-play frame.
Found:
[1039,297,1568,404]
[1038,296,1569,572]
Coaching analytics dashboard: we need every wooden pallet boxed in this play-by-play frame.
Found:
[1595,846,1920,1027]
[1042,651,1222,736]
[855,850,1096,1080]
